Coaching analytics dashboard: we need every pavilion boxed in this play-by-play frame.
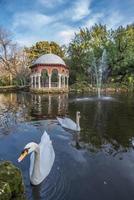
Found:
[30,53,69,93]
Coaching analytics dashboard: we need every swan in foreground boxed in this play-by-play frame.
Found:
[57,111,81,131]
[18,131,55,185]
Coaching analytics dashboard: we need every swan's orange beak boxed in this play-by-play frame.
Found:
[18,149,28,162]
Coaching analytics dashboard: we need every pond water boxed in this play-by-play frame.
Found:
[0,92,134,200]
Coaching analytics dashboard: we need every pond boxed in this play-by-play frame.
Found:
[0,92,134,200]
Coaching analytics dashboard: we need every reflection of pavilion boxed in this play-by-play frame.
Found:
[30,54,69,93]
[31,94,68,118]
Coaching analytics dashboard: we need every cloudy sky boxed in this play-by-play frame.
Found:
[0,0,133,46]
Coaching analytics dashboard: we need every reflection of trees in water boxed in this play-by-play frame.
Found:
[0,93,28,131]
[72,132,81,149]
[30,93,68,119]
[0,93,69,131]
[1,93,133,156]
[0,112,17,129]
[75,100,133,156]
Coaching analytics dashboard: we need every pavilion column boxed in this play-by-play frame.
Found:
[48,74,51,89]
[34,75,37,88]
[67,76,69,89]
[38,74,41,89]
[58,74,61,88]
[31,76,33,88]
[63,76,65,88]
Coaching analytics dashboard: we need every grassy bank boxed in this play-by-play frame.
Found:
[0,85,29,92]
[69,82,134,93]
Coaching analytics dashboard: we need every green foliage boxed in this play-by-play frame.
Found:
[25,41,65,64]
[70,81,92,93]
[0,161,26,200]
[68,24,109,83]
[109,25,134,79]
[68,23,134,87]
[0,181,11,200]
[0,76,11,86]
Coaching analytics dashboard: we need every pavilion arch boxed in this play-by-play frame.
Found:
[51,69,58,87]
[41,69,49,87]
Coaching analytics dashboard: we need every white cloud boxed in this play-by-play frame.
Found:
[15,35,44,47]
[85,11,131,30]
[72,0,92,21]
[58,0,92,22]
[14,20,77,47]
[38,0,64,8]
[13,12,54,31]
[85,13,104,28]
[11,1,133,48]
[104,11,124,29]
[58,29,77,44]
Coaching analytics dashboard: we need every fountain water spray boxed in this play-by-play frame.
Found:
[91,49,108,98]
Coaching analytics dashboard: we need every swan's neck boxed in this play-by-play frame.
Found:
[76,114,80,130]
[31,146,41,184]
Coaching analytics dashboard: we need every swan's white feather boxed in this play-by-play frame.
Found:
[30,131,55,184]
[30,152,34,178]
[39,131,55,178]
[57,117,80,131]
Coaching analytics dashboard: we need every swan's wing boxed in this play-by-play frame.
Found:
[57,116,77,130]
[39,131,55,179]
[57,117,64,126]
[64,118,77,130]
[40,130,51,145]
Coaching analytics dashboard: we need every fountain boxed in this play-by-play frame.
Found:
[74,49,116,102]
[91,49,108,98]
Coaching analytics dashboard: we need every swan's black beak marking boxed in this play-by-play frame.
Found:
[18,148,29,162]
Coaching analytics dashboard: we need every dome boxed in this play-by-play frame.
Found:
[33,53,66,66]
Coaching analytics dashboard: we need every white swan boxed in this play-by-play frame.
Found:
[18,131,55,185]
[57,111,81,131]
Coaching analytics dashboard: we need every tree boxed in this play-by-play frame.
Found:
[68,23,134,86]
[108,24,134,82]
[25,41,65,64]
[68,24,109,84]
[0,27,30,86]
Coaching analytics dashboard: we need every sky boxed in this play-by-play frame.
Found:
[0,0,133,47]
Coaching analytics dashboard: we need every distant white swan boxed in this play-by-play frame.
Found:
[57,111,81,131]
[18,131,55,185]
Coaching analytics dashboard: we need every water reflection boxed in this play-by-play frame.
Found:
[1,93,134,200]
[72,132,81,149]
[75,97,134,155]
[32,184,41,200]
[0,92,134,155]
[31,93,68,119]
[0,93,68,123]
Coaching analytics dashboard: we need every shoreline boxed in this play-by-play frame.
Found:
[0,85,133,94]
[0,85,29,92]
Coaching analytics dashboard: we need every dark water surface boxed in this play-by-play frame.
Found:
[0,92,134,200]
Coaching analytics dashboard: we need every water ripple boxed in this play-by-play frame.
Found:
[25,159,71,200]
